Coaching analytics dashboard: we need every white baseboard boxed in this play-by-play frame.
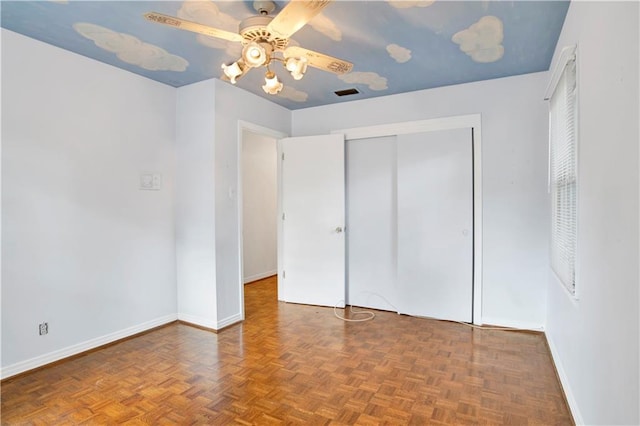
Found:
[216,313,243,329]
[177,313,218,330]
[480,316,545,331]
[545,333,584,425]
[177,312,242,331]
[243,270,277,284]
[1,314,178,380]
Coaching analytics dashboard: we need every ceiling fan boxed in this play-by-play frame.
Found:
[144,0,353,95]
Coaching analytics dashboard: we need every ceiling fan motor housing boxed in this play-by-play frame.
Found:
[239,15,288,50]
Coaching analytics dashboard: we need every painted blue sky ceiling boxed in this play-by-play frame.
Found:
[1,1,570,110]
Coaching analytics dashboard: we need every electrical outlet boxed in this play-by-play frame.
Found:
[39,322,48,336]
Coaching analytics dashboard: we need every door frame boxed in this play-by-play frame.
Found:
[237,120,288,320]
[332,114,483,325]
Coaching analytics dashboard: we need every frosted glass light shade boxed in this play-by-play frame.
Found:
[243,42,267,68]
[286,57,308,80]
[221,61,245,84]
[262,71,283,94]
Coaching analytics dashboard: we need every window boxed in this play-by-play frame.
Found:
[547,45,578,296]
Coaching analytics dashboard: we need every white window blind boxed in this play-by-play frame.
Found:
[548,48,577,295]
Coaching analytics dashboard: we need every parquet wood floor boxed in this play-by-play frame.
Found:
[1,276,573,425]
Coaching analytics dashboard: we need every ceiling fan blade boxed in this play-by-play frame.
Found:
[285,46,353,75]
[267,0,332,39]
[144,12,243,43]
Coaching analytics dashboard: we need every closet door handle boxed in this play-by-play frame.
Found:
[335,226,343,233]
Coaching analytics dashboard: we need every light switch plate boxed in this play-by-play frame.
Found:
[140,173,162,190]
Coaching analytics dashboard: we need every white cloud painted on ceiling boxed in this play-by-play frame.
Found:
[452,15,504,63]
[339,71,388,91]
[73,22,188,71]
[387,43,412,63]
[278,86,309,102]
[387,0,435,9]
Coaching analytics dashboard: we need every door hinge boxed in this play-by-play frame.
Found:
[282,270,286,279]
[282,212,285,220]
[282,152,285,160]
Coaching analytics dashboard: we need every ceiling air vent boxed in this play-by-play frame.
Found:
[334,88,360,97]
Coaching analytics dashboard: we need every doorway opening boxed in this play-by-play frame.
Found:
[238,121,287,320]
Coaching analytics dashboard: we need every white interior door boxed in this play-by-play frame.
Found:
[397,129,473,322]
[281,134,345,307]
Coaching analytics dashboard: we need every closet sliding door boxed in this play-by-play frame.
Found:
[396,129,473,322]
[346,136,398,311]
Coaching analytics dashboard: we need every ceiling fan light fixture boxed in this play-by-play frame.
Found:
[144,1,353,99]
[242,41,269,68]
[221,60,245,84]
[285,56,308,80]
[262,71,283,95]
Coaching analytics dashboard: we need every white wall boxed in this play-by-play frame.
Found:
[544,2,639,425]
[293,72,550,329]
[175,82,288,330]
[1,30,177,377]
[175,79,218,329]
[214,81,290,327]
[242,130,277,283]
